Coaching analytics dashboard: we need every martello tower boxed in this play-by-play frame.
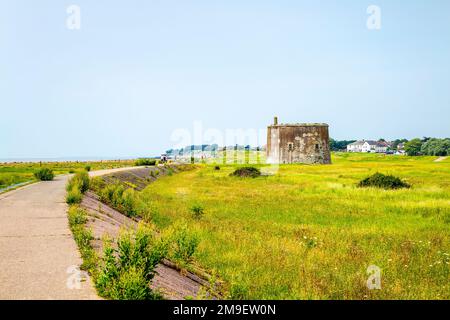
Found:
[266,117,331,164]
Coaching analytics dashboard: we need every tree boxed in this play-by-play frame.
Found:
[420,138,450,156]
[404,138,423,156]
[330,139,356,151]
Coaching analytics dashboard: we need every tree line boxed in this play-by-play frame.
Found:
[404,138,450,156]
[330,138,450,156]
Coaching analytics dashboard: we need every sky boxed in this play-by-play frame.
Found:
[1,0,450,159]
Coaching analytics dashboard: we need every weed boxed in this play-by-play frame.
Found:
[96,224,166,300]
[66,186,83,204]
[190,204,205,220]
[34,168,54,181]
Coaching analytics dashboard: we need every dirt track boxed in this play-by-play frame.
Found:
[0,167,142,299]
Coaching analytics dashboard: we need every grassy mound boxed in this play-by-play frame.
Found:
[230,167,261,178]
[34,168,54,181]
[358,172,410,190]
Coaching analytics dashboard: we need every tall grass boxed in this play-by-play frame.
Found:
[68,206,98,273]
[138,153,450,299]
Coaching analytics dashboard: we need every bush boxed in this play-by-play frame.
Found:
[214,166,220,170]
[67,171,90,193]
[89,176,106,192]
[230,167,261,178]
[98,183,140,218]
[166,222,199,265]
[67,206,97,273]
[34,168,54,181]
[190,204,205,220]
[85,165,91,172]
[95,224,166,300]
[358,173,410,190]
[66,186,83,204]
[68,205,88,225]
[135,158,157,166]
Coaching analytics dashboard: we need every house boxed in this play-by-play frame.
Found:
[395,143,406,155]
[375,141,390,153]
[347,140,389,153]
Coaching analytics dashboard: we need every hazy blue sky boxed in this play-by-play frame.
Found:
[1,0,449,159]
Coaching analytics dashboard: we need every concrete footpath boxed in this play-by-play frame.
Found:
[0,167,141,299]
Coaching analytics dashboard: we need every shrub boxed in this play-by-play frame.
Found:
[66,186,83,204]
[214,166,220,171]
[68,205,88,225]
[85,165,91,172]
[98,183,140,218]
[135,158,157,166]
[190,204,205,220]
[34,168,54,181]
[110,266,153,300]
[120,188,139,217]
[96,224,166,300]
[230,167,261,178]
[67,206,97,273]
[89,176,106,192]
[67,171,90,193]
[358,172,410,190]
[166,223,199,265]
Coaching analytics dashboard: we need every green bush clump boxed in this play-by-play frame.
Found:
[230,167,261,178]
[89,176,106,192]
[95,224,166,300]
[98,183,140,217]
[135,158,157,166]
[190,204,205,220]
[67,171,90,193]
[67,206,97,273]
[166,222,200,266]
[358,172,411,190]
[66,171,90,204]
[66,186,83,204]
[85,165,91,172]
[34,168,54,181]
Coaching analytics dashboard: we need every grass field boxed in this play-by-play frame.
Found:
[0,160,135,191]
[139,153,450,299]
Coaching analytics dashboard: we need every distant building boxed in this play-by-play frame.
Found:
[266,117,331,164]
[347,140,389,153]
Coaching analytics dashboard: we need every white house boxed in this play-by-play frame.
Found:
[347,140,389,153]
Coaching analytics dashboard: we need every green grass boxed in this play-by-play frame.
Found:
[0,160,135,190]
[138,153,449,299]
[68,206,98,274]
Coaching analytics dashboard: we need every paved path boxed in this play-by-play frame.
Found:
[0,167,142,300]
